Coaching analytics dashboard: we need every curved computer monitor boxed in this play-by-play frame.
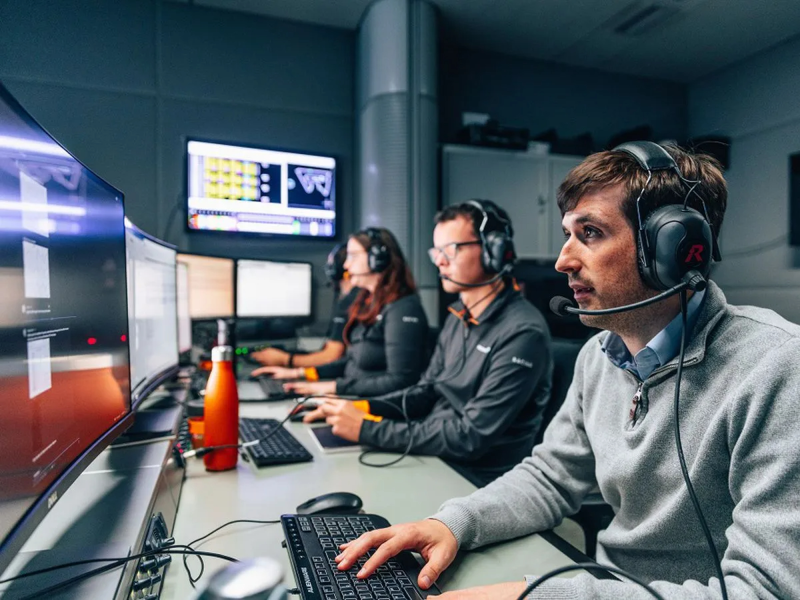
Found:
[124,219,180,407]
[0,82,133,576]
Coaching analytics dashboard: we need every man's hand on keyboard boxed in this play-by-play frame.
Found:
[250,365,302,380]
[426,582,528,599]
[334,519,458,590]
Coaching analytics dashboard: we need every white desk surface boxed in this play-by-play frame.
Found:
[161,396,581,598]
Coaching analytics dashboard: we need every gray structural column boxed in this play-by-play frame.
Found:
[356,0,440,324]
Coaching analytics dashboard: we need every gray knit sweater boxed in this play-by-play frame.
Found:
[431,281,800,599]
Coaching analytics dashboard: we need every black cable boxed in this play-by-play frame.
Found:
[161,193,184,240]
[355,310,471,468]
[515,563,666,600]
[16,548,237,600]
[674,290,728,600]
[0,544,191,586]
[181,519,279,588]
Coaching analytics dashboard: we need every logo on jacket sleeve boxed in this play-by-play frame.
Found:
[512,356,533,368]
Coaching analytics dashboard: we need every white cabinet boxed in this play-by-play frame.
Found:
[441,144,583,259]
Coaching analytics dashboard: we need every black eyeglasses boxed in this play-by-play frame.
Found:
[427,241,481,264]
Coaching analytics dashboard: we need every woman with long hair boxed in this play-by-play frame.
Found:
[267,227,429,398]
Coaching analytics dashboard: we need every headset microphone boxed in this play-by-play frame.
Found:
[550,270,706,318]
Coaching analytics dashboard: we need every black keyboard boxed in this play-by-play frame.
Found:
[282,514,438,600]
[239,418,313,467]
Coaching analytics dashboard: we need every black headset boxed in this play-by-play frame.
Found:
[363,227,391,273]
[614,141,722,291]
[324,243,346,283]
[466,199,517,274]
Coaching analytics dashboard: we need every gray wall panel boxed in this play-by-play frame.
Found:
[0,0,156,92]
[689,36,800,324]
[161,3,354,117]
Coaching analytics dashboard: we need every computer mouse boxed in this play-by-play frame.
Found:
[296,492,363,516]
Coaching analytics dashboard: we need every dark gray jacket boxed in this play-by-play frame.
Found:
[361,285,552,485]
[316,293,429,397]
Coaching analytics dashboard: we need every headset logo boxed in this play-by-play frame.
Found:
[685,244,705,263]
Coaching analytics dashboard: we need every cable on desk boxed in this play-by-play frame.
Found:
[0,543,186,586]
[182,519,280,588]
[14,547,237,600]
[515,563,666,600]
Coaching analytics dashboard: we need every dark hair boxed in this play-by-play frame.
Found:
[434,200,514,239]
[557,143,727,236]
[343,227,416,343]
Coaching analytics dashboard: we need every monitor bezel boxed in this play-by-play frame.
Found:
[183,136,338,241]
[125,220,181,408]
[0,79,134,576]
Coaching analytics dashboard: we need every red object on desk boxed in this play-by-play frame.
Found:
[203,346,239,471]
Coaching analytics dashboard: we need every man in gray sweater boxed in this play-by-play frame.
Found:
[331,144,800,599]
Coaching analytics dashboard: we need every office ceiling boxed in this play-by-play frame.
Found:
[176,0,800,83]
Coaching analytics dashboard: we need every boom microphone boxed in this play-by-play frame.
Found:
[550,270,707,317]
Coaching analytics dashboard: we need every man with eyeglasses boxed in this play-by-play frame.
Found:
[303,200,553,485]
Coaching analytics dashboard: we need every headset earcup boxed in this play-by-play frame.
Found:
[483,231,516,274]
[368,244,390,273]
[641,205,713,290]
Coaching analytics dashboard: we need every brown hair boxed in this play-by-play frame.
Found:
[343,227,416,343]
[557,143,727,236]
[434,200,514,239]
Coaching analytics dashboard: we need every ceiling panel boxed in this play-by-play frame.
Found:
[183,0,800,82]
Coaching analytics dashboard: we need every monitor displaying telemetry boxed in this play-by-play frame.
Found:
[176,253,235,319]
[186,139,336,238]
[236,259,312,318]
[125,219,179,405]
[0,82,132,575]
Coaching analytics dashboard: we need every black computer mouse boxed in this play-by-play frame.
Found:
[296,492,363,516]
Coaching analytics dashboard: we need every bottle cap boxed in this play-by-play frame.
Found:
[211,345,233,362]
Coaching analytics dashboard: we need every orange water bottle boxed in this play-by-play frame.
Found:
[203,344,239,471]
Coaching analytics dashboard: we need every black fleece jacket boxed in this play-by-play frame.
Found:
[360,285,552,485]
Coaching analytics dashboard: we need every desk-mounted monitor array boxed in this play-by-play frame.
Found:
[0,81,133,576]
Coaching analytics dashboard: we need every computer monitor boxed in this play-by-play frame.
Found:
[186,139,336,238]
[176,261,192,354]
[176,253,234,319]
[236,259,312,318]
[125,219,180,406]
[0,82,133,575]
